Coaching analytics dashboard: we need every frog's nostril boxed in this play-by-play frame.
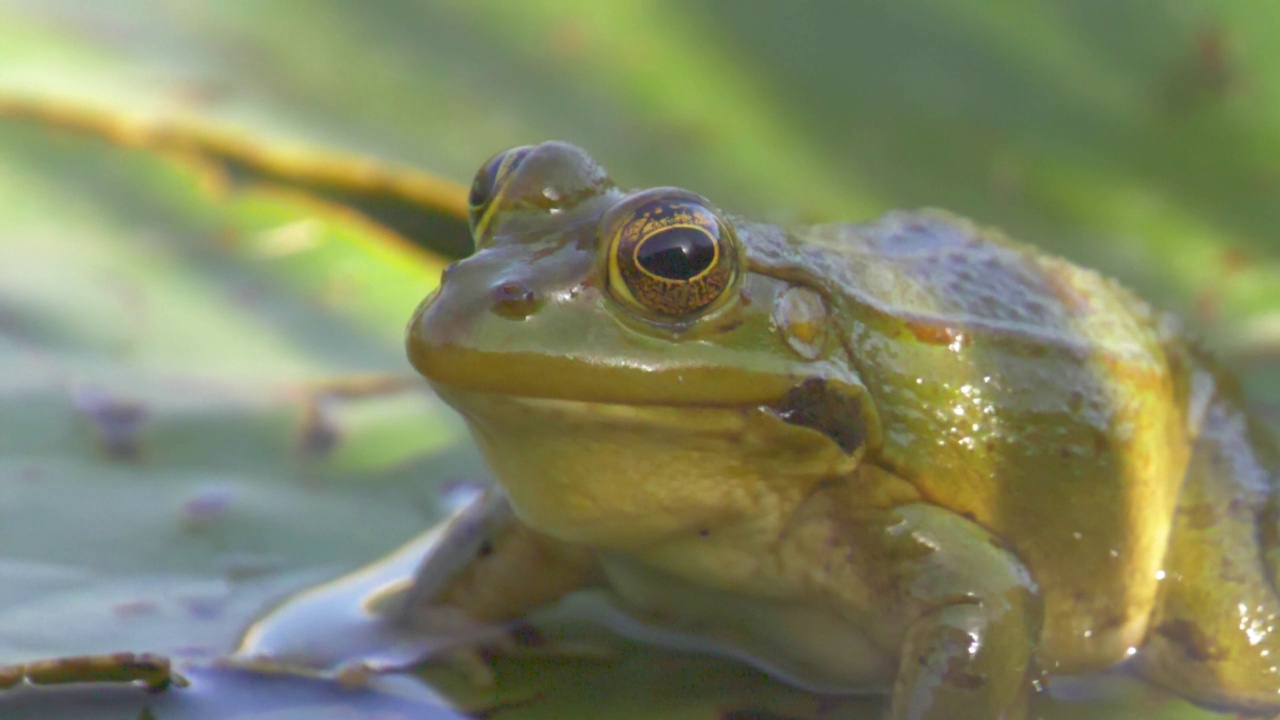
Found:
[441,263,459,284]
[491,282,539,320]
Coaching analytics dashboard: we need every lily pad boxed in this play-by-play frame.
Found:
[0,112,470,715]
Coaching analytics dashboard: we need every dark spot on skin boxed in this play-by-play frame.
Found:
[477,539,494,558]
[1094,611,1128,632]
[509,621,546,647]
[491,282,539,320]
[717,318,744,333]
[765,378,865,454]
[1059,447,1072,460]
[1178,502,1219,531]
[1228,496,1251,520]
[1155,619,1222,663]
[1067,391,1084,413]
[697,528,710,537]
[1093,429,1109,456]
[944,668,988,691]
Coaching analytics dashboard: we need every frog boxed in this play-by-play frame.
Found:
[402,141,1280,719]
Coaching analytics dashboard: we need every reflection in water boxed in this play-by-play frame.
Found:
[157,664,468,720]
[232,526,504,676]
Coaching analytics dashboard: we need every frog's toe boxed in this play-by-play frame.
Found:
[436,645,498,688]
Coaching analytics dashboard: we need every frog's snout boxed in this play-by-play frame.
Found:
[431,254,550,325]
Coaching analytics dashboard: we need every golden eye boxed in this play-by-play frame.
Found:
[605,190,741,319]
[468,146,532,238]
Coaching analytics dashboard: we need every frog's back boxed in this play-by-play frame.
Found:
[746,210,1197,671]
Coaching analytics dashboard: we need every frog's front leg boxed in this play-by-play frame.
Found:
[400,487,601,632]
[822,500,1042,720]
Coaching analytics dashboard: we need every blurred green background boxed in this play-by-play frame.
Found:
[1,1,1277,719]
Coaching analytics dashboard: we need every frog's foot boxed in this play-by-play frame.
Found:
[399,488,599,627]
[229,488,602,691]
[408,606,619,688]
[395,488,603,686]
[399,603,507,688]
[1134,395,1280,713]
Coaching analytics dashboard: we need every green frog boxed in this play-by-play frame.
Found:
[403,141,1280,719]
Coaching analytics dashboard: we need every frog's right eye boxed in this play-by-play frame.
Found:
[468,146,533,237]
[602,189,742,322]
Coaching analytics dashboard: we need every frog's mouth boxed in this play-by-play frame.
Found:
[418,344,875,459]
[411,343,814,407]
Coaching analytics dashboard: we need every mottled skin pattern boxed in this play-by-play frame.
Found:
[406,142,1280,719]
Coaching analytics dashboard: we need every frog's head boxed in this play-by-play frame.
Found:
[408,142,879,548]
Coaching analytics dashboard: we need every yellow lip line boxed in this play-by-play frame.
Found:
[427,376,784,413]
[409,345,805,409]
[429,386,796,445]
[431,388,726,422]
[430,384,775,415]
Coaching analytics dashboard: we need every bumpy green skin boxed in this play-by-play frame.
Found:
[406,142,1280,719]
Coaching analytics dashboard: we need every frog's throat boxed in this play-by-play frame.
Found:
[430,387,864,548]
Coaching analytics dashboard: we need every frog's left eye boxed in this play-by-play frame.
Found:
[468,146,533,235]
[605,190,741,320]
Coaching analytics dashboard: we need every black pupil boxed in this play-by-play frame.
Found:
[636,227,717,281]
[469,158,502,209]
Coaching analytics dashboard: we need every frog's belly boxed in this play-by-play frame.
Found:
[594,556,895,694]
